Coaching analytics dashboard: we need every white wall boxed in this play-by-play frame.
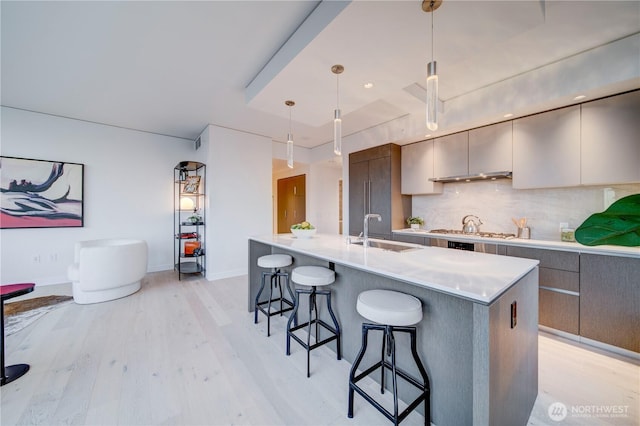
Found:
[308,162,342,235]
[1,107,198,285]
[203,125,272,280]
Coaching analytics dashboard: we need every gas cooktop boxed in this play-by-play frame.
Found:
[429,229,516,239]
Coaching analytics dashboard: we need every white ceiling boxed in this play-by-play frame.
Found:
[2,1,639,150]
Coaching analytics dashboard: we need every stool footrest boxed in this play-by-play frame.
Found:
[349,380,427,425]
[256,298,294,317]
[351,359,428,397]
[288,319,339,351]
[286,280,342,377]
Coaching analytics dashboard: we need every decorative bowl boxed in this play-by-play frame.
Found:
[291,228,317,239]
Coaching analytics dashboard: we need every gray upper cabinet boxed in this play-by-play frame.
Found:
[512,105,581,189]
[468,121,513,174]
[434,131,469,178]
[581,91,640,185]
[401,140,443,195]
[432,123,512,180]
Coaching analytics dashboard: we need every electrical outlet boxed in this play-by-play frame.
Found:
[50,253,58,262]
[559,222,569,232]
[32,255,41,263]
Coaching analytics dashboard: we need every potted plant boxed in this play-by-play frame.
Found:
[406,216,424,230]
[188,210,203,224]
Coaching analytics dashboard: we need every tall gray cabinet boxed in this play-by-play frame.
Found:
[349,143,410,239]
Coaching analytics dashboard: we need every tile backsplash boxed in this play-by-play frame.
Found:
[411,181,640,242]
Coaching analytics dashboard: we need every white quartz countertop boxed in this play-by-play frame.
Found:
[393,229,640,258]
[250,234,539,305]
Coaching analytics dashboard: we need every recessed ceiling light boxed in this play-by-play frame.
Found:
[503,113,513,118]
[425,134,431,138]
[574,95,586,101]
[363,82,374,89]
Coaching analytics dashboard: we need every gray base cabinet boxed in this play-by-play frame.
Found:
[580,254,640,353]
[539,288,579,334]
[506,246,580,334]
[506,246,639,353]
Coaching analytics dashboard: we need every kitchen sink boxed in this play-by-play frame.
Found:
[351,240,422,252]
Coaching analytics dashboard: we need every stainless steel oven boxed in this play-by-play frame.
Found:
[430,238,499,254]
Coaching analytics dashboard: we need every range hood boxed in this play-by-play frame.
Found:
[429,171,512,183]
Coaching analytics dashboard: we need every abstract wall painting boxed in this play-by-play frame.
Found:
[0,156,84,229]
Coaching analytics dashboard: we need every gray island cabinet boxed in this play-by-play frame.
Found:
[248,234,540,426]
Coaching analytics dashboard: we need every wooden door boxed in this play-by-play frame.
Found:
[277,174,306,233]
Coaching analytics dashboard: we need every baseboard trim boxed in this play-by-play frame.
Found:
[539,326,639,362]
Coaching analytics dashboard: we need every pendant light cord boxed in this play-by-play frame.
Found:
[431,1,435,63]
[336,73,340,110]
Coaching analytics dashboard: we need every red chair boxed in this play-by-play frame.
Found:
[1,283,35,386]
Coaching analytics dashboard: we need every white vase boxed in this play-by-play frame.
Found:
[410,223,420,230]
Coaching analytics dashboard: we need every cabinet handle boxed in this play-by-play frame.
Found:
[294,186,297,195]
[363,181,367,217]
[284,210,287,218]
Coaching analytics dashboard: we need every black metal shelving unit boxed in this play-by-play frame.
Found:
[174,161,206,280]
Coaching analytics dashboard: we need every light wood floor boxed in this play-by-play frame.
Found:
[1,271,638,426]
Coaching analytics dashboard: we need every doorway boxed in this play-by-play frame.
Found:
[277,174,306,233]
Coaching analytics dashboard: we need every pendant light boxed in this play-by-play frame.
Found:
[331,64,344,156]
[423,0,442,131]
[285,100,295,168]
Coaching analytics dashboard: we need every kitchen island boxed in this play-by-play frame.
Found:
[248,234,539,426]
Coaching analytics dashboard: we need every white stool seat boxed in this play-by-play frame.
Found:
[357,289,422,326]
[258,254,293,269]
[292,266,335,287]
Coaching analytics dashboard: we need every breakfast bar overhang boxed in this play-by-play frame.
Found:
[248,234,540,426]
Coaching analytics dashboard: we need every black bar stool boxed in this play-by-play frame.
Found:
[286,265,341,377]
[254,254,295,336]
[348,289,430,425]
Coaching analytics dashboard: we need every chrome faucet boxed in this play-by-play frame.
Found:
[364,214,382,247]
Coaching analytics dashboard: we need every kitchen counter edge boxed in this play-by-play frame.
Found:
[393,229,640,258]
